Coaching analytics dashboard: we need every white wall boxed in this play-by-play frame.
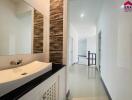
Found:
[63,0,68,65]
[78,39,87,56]
[68,24,78,65]
[87,35,96,53]
[97,0,132,99]
[16,1,33,15]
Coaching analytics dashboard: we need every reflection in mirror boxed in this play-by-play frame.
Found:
[33,9,44,53]
[0,0,43,55]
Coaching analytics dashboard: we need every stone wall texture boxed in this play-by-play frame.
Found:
[50,0,63,64]
[33,9,44,53]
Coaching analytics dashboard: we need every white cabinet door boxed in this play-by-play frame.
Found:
[19,67,66,100]
[19,75,59,100]
[58,67,66,100]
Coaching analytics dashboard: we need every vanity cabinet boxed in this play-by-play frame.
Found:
[19,67,66,100]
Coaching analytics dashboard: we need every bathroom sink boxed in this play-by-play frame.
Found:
[0,61,52,97]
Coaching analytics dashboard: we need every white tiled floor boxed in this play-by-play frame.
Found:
[68,64,108,100]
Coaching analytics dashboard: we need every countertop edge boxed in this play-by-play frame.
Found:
[0,64,65,100]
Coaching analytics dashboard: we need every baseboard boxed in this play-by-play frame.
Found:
[100,77,112,100]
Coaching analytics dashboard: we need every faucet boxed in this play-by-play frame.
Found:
[10,59,23,66]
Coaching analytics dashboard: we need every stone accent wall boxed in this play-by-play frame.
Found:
[33,9,44,53]
[50,0,63,64]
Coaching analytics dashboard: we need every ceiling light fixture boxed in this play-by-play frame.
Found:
[80,13,84,18]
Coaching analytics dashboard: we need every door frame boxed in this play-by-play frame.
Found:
[98,31,102,72]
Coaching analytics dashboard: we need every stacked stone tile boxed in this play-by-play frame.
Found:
[33,9,44,53]
[50,0,63,64]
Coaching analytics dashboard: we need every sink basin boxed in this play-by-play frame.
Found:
[0,61,52,97]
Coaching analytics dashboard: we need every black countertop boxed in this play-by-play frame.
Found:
[0,64,65,100]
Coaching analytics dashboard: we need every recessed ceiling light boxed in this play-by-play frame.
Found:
[80,13,84,18]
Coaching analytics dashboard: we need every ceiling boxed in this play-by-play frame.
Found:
[69,0,103,39]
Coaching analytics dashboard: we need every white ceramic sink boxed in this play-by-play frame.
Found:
[0,61,52,97]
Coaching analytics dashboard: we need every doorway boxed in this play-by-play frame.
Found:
[78,39,87,65]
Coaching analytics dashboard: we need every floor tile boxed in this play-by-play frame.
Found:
[68,64,108,100]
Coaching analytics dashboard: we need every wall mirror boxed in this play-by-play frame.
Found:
[0,0,44,55]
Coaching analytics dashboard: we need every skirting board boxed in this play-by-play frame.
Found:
[100,77,112,100]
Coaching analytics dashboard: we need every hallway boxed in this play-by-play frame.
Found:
[68,64,109,100]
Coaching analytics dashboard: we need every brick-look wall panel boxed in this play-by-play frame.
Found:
[33,9,44,53]
[50,0,63,64]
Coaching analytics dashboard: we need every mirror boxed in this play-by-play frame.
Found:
[0,0,43,55]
